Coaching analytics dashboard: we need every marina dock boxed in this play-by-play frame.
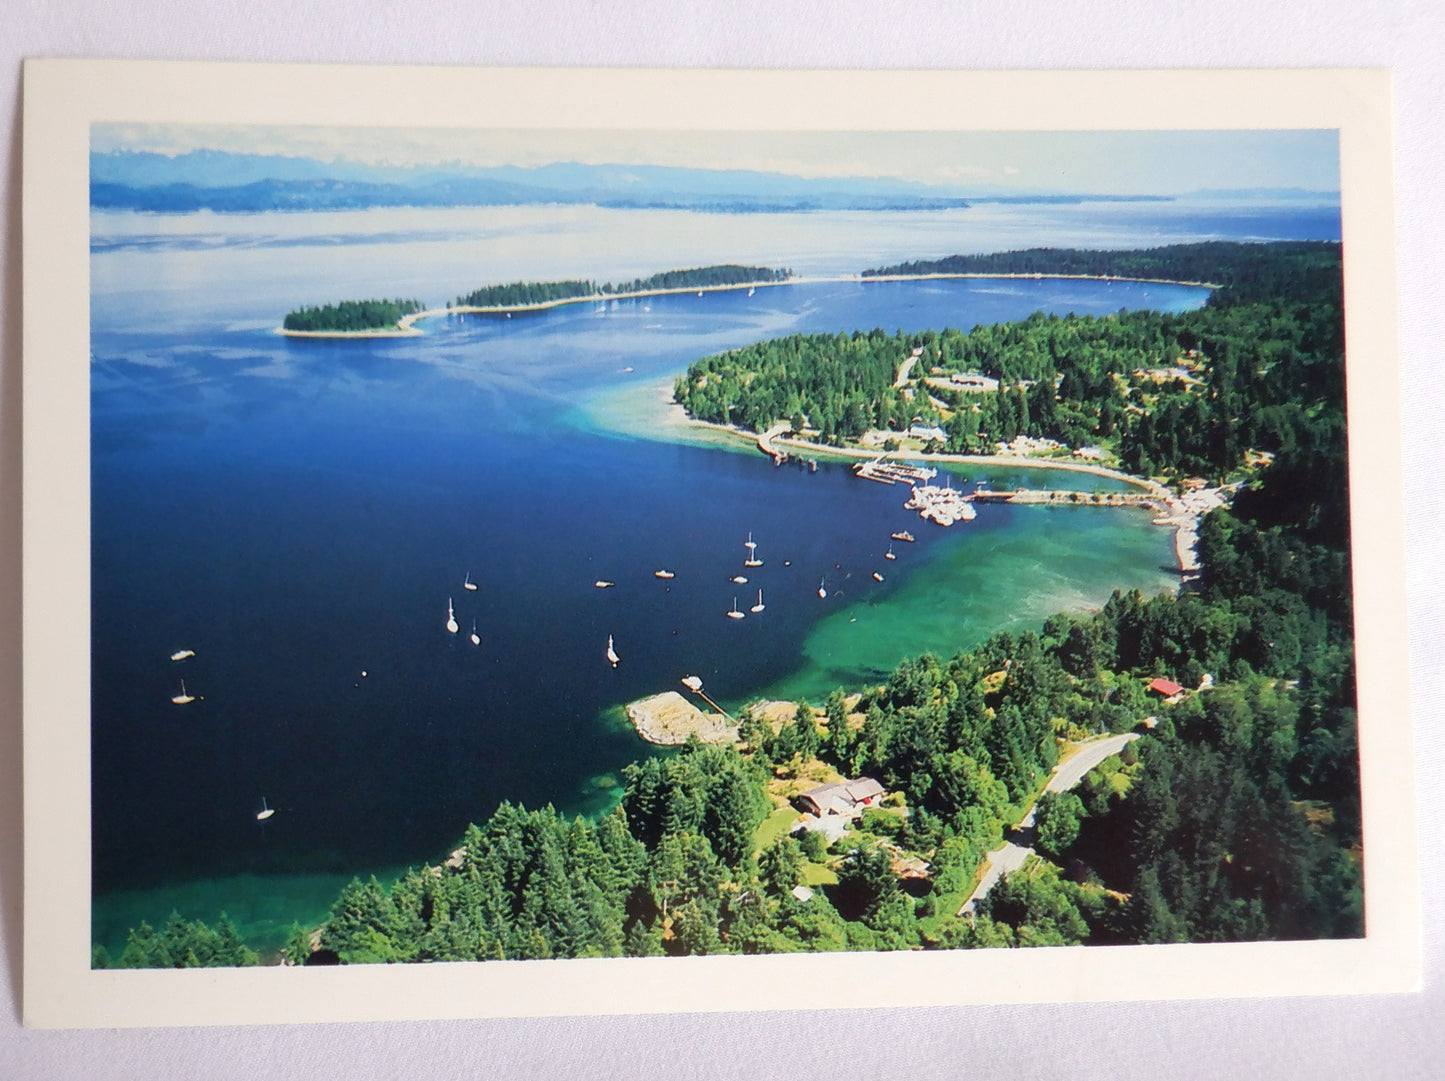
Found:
[853,456,938,485]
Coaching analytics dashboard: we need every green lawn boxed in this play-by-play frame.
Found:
[753,805,801,856]
[800,862,838,887]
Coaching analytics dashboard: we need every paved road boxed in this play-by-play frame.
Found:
[1046,733,1140,794]
[958,732,1141,916]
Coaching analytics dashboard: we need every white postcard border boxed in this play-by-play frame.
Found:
[22,61,1416,1028]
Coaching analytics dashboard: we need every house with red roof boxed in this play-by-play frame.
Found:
[1148,677,1185,700]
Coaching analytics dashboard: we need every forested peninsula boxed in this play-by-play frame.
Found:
[678,242,1345,493]
[104,241,1360,968]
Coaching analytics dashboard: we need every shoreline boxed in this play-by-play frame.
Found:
[662,394,1207,576]
[273,270,1216,339]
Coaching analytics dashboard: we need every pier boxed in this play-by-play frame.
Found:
[969,487,1164,508]
[757,422,790,464]
[902,482,1169,528]
[854,456,938,485]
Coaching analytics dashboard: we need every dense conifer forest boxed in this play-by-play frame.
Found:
[676,243,1345,489]
[105,241,1361,966]
[456,264,790,308]
[282,298,424,332]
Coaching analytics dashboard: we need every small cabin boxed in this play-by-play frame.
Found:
[1148,677,1185,699]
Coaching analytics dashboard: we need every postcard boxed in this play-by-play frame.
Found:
[22,61,1417,1027]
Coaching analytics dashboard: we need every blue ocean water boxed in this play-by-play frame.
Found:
[88,200,1337,949]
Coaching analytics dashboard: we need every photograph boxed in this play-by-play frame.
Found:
[84,121,1361,960]
[21,63,1416,1028]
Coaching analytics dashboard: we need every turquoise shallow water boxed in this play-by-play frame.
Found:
[755,499,1176,705]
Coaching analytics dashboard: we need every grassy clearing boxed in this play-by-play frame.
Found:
[800,862,838,887]
[753,805,801,856]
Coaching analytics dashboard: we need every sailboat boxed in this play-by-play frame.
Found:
[171,680,195,705]
[884,544,897,561]
[750,588,765,614]
[727,597,745,619]
[743,539,763,568]
[744,532,757,550]
[606,634,620,667]
[872,571,885,582]
[446,598,459,635]
[463,571,477,591]
[747,287,755,297]
[818,579,828,599]
[470,620,480,646]
[256,797,275,822]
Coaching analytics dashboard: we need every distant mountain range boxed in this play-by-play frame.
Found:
[89,149,1333,215]
[90,151,980,213]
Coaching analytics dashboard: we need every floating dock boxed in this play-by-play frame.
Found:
[854,456,938,485]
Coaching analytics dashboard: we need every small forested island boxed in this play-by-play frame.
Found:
[455,264,792,308]
[282,298,425,333]
[103,240,1360,967]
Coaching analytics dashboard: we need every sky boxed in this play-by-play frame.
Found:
[90,125,1341,196]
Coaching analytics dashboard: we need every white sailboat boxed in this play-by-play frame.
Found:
[727,597,745,619]
[256,797,275,822]
[606,634,620,667]
[744,532,757,550]
[463,571,477,591]
[446,598,459,635]
[884,544,896,561]
[744,545,763,568]
[750,588,765,614]
[171,679,195,705]
[470,620,480,646]
[818,579,828,599]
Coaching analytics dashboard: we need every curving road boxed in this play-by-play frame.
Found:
[958,732,1141,916]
